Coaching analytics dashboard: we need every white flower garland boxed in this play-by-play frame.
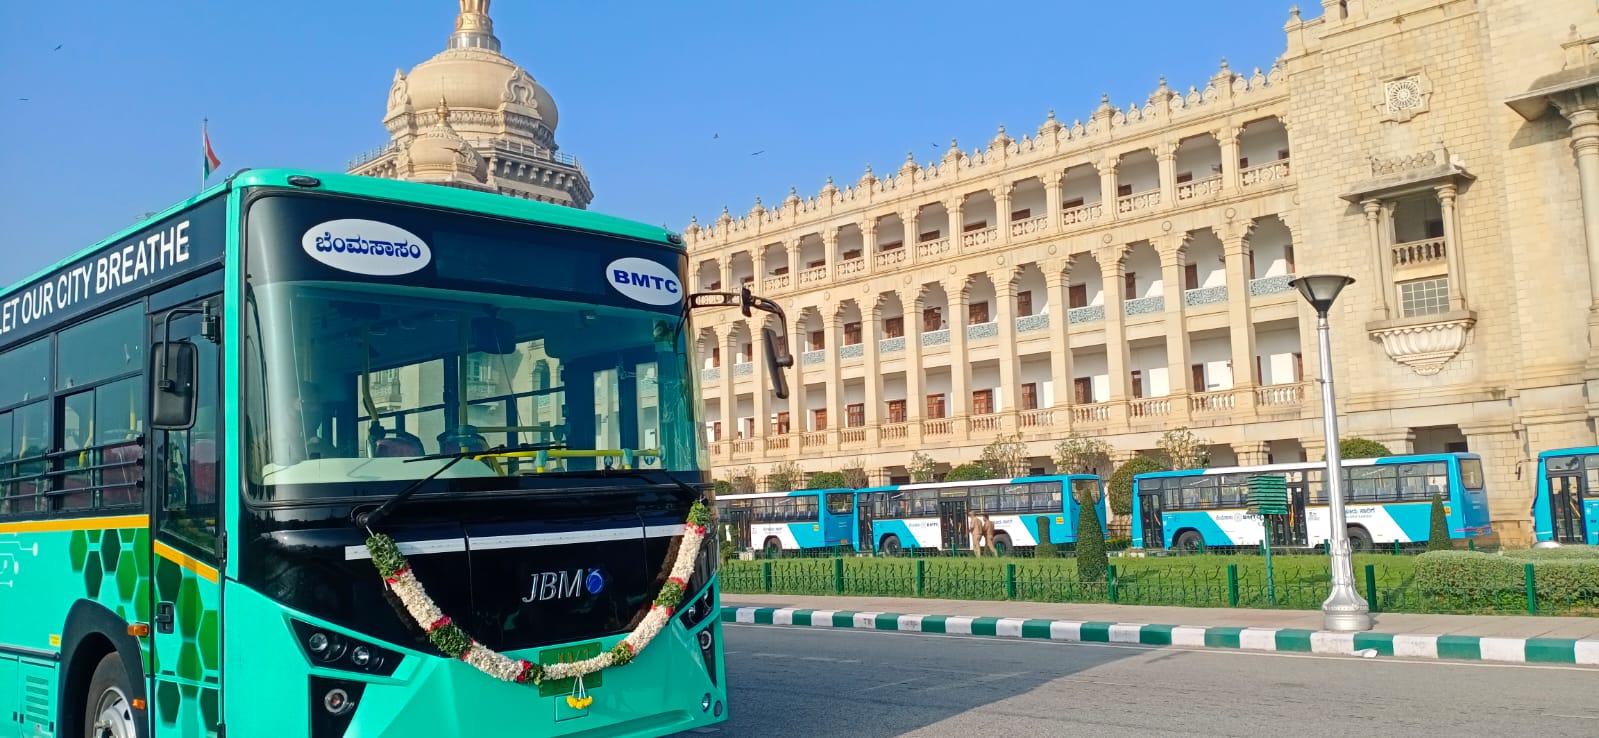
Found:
[365,500,712,694]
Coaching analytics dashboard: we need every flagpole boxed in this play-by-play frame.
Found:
[202,118,208,190]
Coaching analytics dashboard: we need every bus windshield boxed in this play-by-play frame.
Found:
[241,192,704,499]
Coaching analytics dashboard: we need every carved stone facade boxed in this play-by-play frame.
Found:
[684,0,1599,547]
[347,1,593,208]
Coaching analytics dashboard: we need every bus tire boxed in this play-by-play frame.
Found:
[879,535,902,557]
[1174,530,1203,552]
[1347,526,1373,553]
[762,537,782,559]
[85,651,138,738]
[992,533,1012,557]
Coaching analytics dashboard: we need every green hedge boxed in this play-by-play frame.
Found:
[1414,550,1599,611]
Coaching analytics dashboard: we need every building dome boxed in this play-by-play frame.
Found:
[393,47,559,133]
[403,100,487,185]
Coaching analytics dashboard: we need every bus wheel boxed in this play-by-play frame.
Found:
[1174,530,1203,552]
[880,535,902,557]
[762,538,782,559]
[992,533,1012,557]
[1347,527,1373,553]
[85,652,138,738]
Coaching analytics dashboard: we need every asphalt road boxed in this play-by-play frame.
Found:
[675,623,1599,738]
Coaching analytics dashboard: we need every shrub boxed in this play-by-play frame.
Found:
[944,463,990,482]
[807,471,847,489]
[1157,427,1210,470]
[1034,516,1059,558]
[1415,551,1599,609]
[713,479,733,497]
[767,461,806,492]
[908,452,938,483]
[978,433,1029,478]
[1108,455,1168,517]
[1426,491,1452,552]
[1105,536,1132,551]
[1076,499,1109,584]
[1054,433,1112,476]
[1331,438,1391,460]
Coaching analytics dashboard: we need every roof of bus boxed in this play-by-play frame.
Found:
[3,168,681,300]
[718,488,854,501]
[1132,452,1482,480]
[856,473,1099,494]
[1538,446,1599,460]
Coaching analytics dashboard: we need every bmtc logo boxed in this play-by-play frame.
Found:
[605,257,682,306]
[522,568,607,603]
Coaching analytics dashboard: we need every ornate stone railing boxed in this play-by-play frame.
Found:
[968,414,1001,433]
[710,441,726,458]
[921,418,953,436]
[1062,202,1104,227]
[798,266,829,285]
[881,423,910,441]
[765,435,790,451]
[1018,409,1055,428]
[733,362,754,376]
[1255,382,1305,407]
[703,367,721,381]
[762,274,790,292]
[801,432,827,449]
[801,350,825,366]
[733,439,754,453]
[1068,305,1105,324]
[1010,215,1050,238]
[1177,175,1223,202]
[1249,274,1295,296]
[875,249,907,268]
[840,428,867,445]
[921,329,950,347]
[966,321,999,341]
[1392,238,1446,267]
[1117,189,1161,214]
[1129,397,1171,417]
[1016,314,1050,333]
[1072,403,1112,423]
[1189,390,1236,413]
[838,343,864,360]
[1125,295,1165,316]
[878,336,905,354]
[917,238,951,258]
[962,227,1000,249]
[1241,158,1291,187]
[1184,285,1229,306]
[837,257,867,276]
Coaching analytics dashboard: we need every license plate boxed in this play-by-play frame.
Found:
[538,641,604,697]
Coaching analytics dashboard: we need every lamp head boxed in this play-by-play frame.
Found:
[1289,274,1355,314]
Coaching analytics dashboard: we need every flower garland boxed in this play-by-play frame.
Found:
[365,500,713,702]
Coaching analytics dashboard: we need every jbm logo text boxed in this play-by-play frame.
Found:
[605,257,682,306]
[522,568,607,603]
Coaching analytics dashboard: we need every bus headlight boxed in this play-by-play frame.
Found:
[289,619,401,677]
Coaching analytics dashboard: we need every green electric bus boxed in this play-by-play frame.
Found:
[0,169,791,737]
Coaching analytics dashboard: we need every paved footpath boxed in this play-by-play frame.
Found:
[722,593,1599,666]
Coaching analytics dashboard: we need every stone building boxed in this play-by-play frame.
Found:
[346,0,592,206]
[684,0,1599,546]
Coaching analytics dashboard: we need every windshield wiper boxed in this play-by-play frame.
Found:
[354,442,568,529]
[535,466,706,501]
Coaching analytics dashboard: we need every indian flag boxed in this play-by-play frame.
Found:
[203,120,222,180]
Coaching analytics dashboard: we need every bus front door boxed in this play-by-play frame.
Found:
[856,496,875,553]
[938,499,967,553]
[1282,483,1310,546]
[1549,473,1588,544]
[1139,493,1164,549]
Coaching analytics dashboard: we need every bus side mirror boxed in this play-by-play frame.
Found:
[763,327,793,400]
[152,340,199,430]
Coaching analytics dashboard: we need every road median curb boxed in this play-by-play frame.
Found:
[721,606,1599,665]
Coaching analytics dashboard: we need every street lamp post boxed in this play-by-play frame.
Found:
[1289,274,1373,632]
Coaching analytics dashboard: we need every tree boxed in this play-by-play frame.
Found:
[766,461,805,492]
[978,433,1029,478]
[944,463,990,482]
[1054,433,1113,475]
[807,471,848,489]
[732,466,759,494]
[713,479,734,497]
[1426,491,1453,552]
[1075,491,1109,584]
[1108,455,1169,517]
[908,452,938,483]
[1333,438,1392,460]
[840,459,871,489]
[1158,427,1210,470]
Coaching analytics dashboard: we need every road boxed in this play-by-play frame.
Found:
[675,623,1599,737]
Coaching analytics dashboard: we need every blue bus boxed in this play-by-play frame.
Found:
[716,489,856,556]
[854,475,1106,556]
[1133,453,1491,552]
[1532,447,1599,545]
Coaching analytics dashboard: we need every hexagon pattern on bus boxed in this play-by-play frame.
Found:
[67,526,220,736]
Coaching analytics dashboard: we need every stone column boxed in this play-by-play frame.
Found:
[1159,236,1193,422]
[862,218,879,276]
[1098,155,1120,222]
[787,316,804,451]
[1223,233,1259,412]
[1361,199,1391,318]
[1233,442,1270,466]
[947,277,973,427]
[1436,183,1467,310]
[720,257,733,293]
[1045,265,1075,424]
[996,183,1015,245]
[993,269,1021,426]
[751,322,769,445]
[786,240,801,288]
[1099,246,1131,408]
[720,327,737,445]
[1218,126,1242,192]
[823,310,843,447]
[821,227,839,281]
[864,297,884,438]
[1156,142,1178,208]
[904,288,926,444]
[1043,169,1064,232]
[946,197,965,253]
[902,208,921,265]
[1554,95,1599,313]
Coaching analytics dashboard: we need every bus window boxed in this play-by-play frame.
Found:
[1028,483,1059,511]
[1459,458,1485,489]
[1070,478,1100,507]
[913,489,939,516]
[826,493,853,514]
[0,337,50,407]
[1548,456,1581,473]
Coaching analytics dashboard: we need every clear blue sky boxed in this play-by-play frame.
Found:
[0,0,1308,287]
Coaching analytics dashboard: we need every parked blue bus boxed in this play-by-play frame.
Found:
[1532,447,1599,545]
[1132,453,1491,552]
[716,489,856,556]
[854,475,1106,556]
